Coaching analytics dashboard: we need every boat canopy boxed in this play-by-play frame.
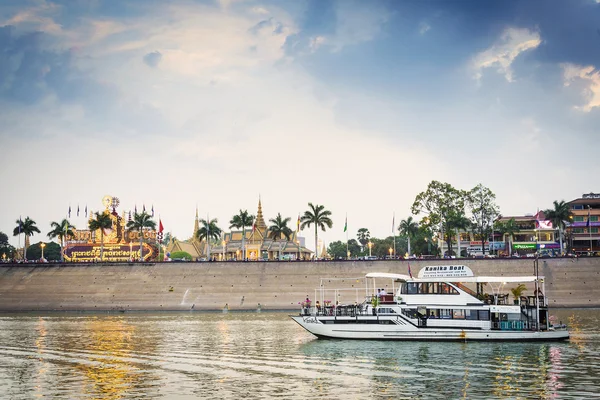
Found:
[364,272,543,283]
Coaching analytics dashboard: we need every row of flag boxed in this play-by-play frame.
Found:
[66,204,155,218]
[342,213,397,234]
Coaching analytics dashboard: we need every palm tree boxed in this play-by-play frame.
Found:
[126,211,156,261]
[268,213,293,260]
[229,210,255,260]
[496,218,520,256]
[398,217,419,257]
[300,203,333,259]
[47,219,76,262]
[443,210,471,256]
[357,228,370,252]
[89,211,113,261]
[543,200,572,255]
[196,218,222,259]
[13,217,40,261]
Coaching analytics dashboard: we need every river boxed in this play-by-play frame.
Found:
[0,309,598,399]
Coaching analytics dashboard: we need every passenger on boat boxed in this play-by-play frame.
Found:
[380,288,387,296]
[315,301,321,313]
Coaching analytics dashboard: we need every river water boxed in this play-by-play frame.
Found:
[0,309,598,399]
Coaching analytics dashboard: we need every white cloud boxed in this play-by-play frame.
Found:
[419,22,431,35]
[472,27,541,82]
[561,63,600,112]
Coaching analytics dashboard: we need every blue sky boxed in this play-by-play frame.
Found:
[1,0,599,250]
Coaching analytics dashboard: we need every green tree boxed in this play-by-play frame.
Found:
[412,181,467,256]
[47,219,75,262]
[0,231,15,260]
[27,242,62,261]
[300,203,333,259]
[196,218,222,259]
[127,211,157,261]
[170,251,193,261]
[543,200,572,255]
[496,218,520,256]
[89,211,113,260]
[356,228,370,251]
[398,216,419,256]
[229,210,255,260]
[443,209,471,256]
[327,241,348,259]
[13,217,40,261]
[466,184,500,256]
[268,213,293,260]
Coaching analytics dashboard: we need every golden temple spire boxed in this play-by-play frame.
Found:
[193,205,199,237]
[256,195,267,231]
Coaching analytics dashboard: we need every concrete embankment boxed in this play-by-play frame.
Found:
[0,258,598,311]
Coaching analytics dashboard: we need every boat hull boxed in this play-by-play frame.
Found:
[290,316,570,341]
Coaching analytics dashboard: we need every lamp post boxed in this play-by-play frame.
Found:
[589,205,593,254]
[40,242,46,261]
[236,249,240,261]
[129,242,133,261]
[388,247,393,259]
[347,250,351,260]
[368,241,373,257]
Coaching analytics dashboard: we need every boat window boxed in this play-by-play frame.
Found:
[440,309,452,319]
[439,283,458,295]
[465,310,478,320]
[478,310,490,320]
[406,283,418,294]
[453,310,465,319]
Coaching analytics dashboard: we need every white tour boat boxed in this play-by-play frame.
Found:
[291,265,569,341]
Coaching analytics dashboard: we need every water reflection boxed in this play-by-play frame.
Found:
[0,310,598,399]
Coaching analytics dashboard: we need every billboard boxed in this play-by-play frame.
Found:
[64,243,157,262]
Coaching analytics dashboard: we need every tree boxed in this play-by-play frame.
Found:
[229,210,255,260]
[13,217,40,261]
[89,211,113,261]
[300,203,333,259]
[196,218,222,259]
[27,242,61,261]
[170,251,193,261]
[398,216,419,256]
[327,241,348,259]
[496,218,520,256]
[443,209,471,256]
[543,200,572,255]
[356,228,370,251]
[412,181,467,257]
[47,219,76,262]
[0,231,15,260]
[466,184,500,256]
[268,213,293,260]
[127,211,156,261]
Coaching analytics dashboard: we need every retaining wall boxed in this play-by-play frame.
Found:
[0,258,598,311]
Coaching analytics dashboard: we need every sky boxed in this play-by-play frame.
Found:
[1,0,600,251]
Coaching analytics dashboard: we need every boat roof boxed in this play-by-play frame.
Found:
[364,272,542,283]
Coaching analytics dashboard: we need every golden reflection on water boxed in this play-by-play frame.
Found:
[34,317,47,399]
[76,317,142,400]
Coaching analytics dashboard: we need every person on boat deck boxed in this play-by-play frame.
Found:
[380,288,387,296]
[377,289,382,297]
[315,301,321,311]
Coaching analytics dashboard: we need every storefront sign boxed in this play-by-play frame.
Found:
[64,243,157,262]
[582,193,600,199]
[539,243,560,249]
[418,265,474,279]
[469,241,489,246]
[513,243,537,250]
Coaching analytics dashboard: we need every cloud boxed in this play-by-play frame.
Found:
[472,27,541,82]
[561,63,600,111]
[143,50,162,67]
[418,21,431,35]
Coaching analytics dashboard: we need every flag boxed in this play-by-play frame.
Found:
[68,206,71,218]
[587,208,591,228]
[151,205,154,217]
[252,221,256,232]
[18,216,22,234]
[296,214,301,232]
[128,211,132,221]
[343,215,347,232]
[143,204,146,213]
[134,205,137,214]
[408,262,413,279]
[85,205,88,218]
[77,205,80,217]
[159,219,164,233]
[392,213,395,233]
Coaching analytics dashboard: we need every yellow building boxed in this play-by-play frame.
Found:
[167,199,313,261]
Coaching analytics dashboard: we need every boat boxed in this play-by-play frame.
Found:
[290,265,569,341]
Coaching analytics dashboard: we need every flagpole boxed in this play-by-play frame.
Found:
[207,213,211,261]
[589,206,593,254]
[345,213,349,260]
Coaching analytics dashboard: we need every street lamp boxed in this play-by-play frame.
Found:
[40,242,46,261]
[347,250,351,259]
[388,247,393,259]
[368,241,373,257]
[236,249,240,261]
[129,242,133,261]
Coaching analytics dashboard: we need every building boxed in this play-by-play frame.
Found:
[566,192,600,254]
[167,199,313,261]
[496,212,558,256]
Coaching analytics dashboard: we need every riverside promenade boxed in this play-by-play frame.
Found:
[0,258,598,311]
